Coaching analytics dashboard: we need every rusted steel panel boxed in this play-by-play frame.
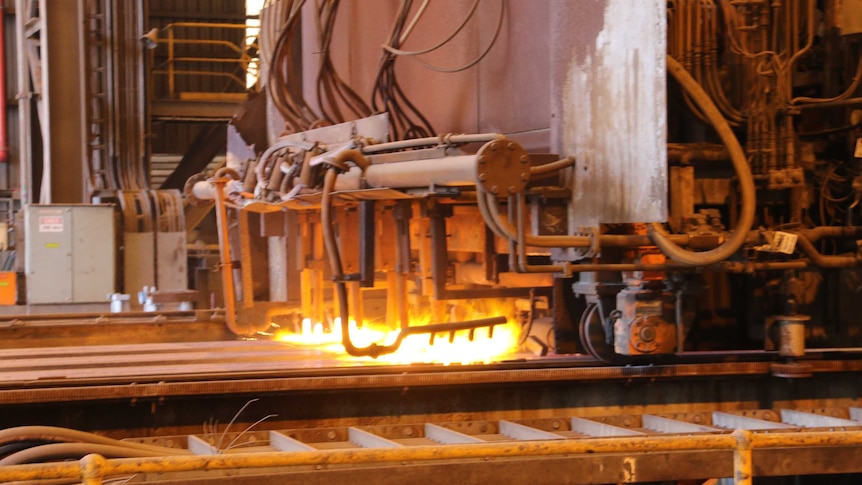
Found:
[551,0,667,224]
[300,0,551,148]
[476,0,551,151]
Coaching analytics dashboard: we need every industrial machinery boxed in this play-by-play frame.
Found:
[180,0,862,373]
[3,1,862,483]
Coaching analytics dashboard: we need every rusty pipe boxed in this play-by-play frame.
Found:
[255,138,315,191]
[794,233,860,269]
[797,226,862,243]
[211,179,249,336]
[361,133,506,154]
[318,147,370,170]
[530,157,574,176]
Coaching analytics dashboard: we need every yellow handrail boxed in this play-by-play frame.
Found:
[1,429,862,484]
[154,22,259,97]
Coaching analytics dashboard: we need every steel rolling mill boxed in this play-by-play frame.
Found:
[1,0,862,483]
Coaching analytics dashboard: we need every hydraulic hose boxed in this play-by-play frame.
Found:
[648,55,756,266]
[0,426,189,456]
[0,443,163,466]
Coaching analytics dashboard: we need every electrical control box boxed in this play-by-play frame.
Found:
[24,205,116,304]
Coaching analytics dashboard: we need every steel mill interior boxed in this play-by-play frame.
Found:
[1,0,862,483]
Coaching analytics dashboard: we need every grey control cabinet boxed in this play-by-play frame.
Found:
[25,205,116,304]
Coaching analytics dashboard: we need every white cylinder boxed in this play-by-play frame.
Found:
[334,155,477,191]
[192,181,218,201]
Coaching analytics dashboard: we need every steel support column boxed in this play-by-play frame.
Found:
[16,0,88,203]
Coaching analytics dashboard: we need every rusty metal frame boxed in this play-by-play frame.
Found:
[1,429,862,484]
[156,22,258,98]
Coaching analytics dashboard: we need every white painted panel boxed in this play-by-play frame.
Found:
[551,0,667,224]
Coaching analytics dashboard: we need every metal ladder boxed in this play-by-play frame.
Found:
[83,0,114,193]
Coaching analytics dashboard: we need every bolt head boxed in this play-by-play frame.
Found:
[639,326,656,342]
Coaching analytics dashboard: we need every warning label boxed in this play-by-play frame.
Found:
[38,216,64,233]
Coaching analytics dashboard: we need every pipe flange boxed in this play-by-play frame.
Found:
[570,226,600,260]
[475,139,530,197]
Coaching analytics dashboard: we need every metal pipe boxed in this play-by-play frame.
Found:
[794,233,860,268]
[797,226,862,243]
[167,27,175,98]
[256,138,315,190]
[361,133,506,154]
[734,430,753,485]
[212,179,245,336]
[795,97,862,110]
[666,143,730,164]
[529,157,574,176]
[192,180,218,201]
[334,155,479,191]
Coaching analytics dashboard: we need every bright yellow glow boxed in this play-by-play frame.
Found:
[275,301,523,364]
[244,0,265,88]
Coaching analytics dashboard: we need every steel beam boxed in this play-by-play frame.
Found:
[39,0,88,202]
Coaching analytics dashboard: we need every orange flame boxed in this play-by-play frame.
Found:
[275,301,523,364]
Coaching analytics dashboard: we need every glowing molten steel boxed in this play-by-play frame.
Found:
[275,302,522,364]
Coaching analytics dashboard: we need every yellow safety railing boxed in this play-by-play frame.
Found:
[1,429,862,484]
[152,22,259,98]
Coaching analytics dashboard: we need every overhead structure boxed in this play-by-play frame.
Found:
[15,0,148,204]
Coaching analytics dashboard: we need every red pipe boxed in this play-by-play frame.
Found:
[0,4,7,163]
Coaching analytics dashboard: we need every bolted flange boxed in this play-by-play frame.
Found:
[474,139,531,197]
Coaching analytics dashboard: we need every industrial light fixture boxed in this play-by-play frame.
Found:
[140,28,159,49]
